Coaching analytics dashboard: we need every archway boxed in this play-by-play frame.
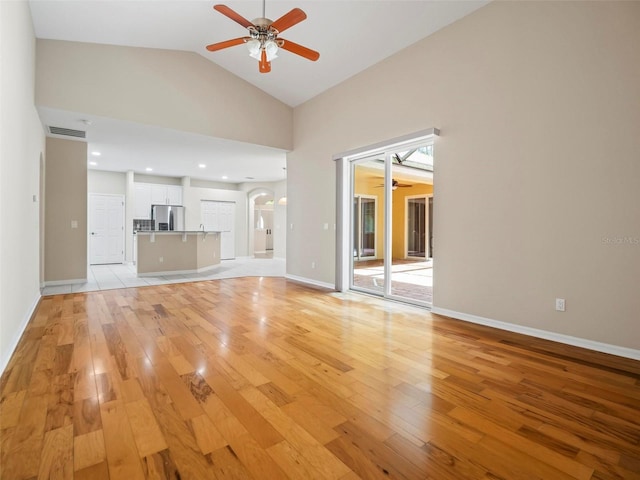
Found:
[248,188,275,257]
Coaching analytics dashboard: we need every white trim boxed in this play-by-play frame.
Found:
[285,274,335,290]
[431,307,640,361]
[332,128,440,161]
[44,278,87,286]
[0,294,41,376]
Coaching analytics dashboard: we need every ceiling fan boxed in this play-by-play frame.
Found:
[205,1,320,73]
[376,179,413,190]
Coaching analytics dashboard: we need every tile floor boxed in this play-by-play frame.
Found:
[41,256,286,295]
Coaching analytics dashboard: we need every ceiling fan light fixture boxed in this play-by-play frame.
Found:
[246,38,261,59]
[208,3,319,73]
[264,39,278,61]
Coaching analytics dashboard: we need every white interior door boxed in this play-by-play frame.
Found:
[90,194,124,265]
[201,200,236,260]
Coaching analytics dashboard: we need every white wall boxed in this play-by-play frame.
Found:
[290,1,640,351]
[88,170,126,195]
[0,0,46,373]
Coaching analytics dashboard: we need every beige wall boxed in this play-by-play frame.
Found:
[0,0,47,372]
[35,40,293,151]
[44,137,88,282]
[136,232,220,274]
[290,1,640,350]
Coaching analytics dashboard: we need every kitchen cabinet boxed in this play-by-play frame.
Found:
[167,185,182,205]
[134,183,183,220]
[134,183,152,219]
[151,184,182,205]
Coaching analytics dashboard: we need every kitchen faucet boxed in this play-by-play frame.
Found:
[199,224,204,231]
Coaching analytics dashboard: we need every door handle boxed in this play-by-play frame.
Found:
[91,232,96,235]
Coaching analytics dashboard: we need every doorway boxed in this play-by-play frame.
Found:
[89,194,125,265]
[254,194,274,257]
[406,194,433,259]
[337,129,438,307]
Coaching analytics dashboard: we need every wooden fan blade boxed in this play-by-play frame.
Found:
[270,8,306,33]
[213,4,254,29]
[206,37,247,52]
[279,38,320,61]
[259,50,271,73]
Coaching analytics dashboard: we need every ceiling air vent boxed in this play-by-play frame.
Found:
[48,126,86,138]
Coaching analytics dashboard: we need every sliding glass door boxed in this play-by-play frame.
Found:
[348,141,434,306]
[351,156,386,294]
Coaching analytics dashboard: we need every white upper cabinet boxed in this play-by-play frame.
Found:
[134,183,152,219]
[149,184,183,205]
[167,185,183,205]
[151,184,168,205]
[134,183,183,219]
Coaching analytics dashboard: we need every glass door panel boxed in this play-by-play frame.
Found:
[388,147,434,304]
[351,157,386,294]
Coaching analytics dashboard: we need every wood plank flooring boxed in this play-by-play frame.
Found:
[1,277,639,479]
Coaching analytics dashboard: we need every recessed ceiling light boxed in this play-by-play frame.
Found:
[146,167,153,172]
[89,161,98,166]
[91,151,101,156]
[198,164,206,169]
[222,175,228,180]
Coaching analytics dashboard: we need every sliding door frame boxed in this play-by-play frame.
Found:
[334,128,439,302]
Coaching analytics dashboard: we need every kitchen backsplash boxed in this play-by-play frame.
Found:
[133,219,155,231]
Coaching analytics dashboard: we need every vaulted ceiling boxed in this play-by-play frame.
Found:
[29,1,488,182]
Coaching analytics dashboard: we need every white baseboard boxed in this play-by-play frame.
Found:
[44,278,86,287]
[285,274,335,290]
[431,306,640,361]
[0,293,41,376]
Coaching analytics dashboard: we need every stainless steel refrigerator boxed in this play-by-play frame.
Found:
[151,205,185,231]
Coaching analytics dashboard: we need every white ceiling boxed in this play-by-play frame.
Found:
[37,107,288,183]
[29,0,488,183]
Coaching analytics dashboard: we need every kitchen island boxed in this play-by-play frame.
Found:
[135,231,221,276]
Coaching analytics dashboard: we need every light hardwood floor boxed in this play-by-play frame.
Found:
[1,277,639,479]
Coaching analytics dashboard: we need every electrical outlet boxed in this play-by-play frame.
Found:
[311,261,316,269]
[159,256,164,263]
[555,298,565,312]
